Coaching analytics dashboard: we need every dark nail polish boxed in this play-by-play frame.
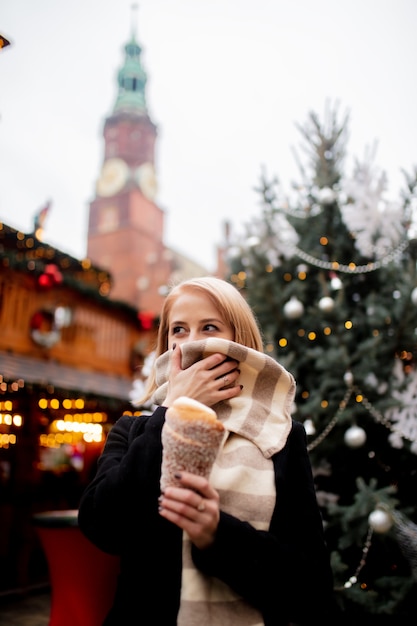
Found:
[174,472,182,479]
[240,385,244,390]
[172,343,176,350]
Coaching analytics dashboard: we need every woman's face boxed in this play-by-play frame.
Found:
[167,291,234,349]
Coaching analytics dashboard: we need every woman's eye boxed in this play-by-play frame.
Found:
[172,325,185,335]
[204,324,218,332]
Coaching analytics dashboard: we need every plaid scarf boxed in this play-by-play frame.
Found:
[152,338,295,458]
[152,339,296,625]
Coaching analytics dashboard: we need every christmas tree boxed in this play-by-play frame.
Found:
[226,103,417,622]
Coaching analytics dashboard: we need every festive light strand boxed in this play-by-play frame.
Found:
[293,239,409,274]
[351,384,416,444]
[306,382,416,451]
[306,380,416,592]
[340,526,374,590]
[339,510,417,590]
[307,387,353,451]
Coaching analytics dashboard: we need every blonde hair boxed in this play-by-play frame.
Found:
[139,276,264,404]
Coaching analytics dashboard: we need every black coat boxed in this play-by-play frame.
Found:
[78,407,337,625]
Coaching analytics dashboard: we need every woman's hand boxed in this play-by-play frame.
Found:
[164,344,242,408]
[158,471,219,550]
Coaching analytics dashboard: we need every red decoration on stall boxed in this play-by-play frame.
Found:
[138,311,155,330]
[29,309,61,348]
[30,310,46,330]
[38,273,54,289]
[45,264,63,283]
[38,264,63,289]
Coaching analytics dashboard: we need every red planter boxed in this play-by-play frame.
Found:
[33,510,119,626]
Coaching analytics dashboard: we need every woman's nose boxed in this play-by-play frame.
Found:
[186,330,200,343]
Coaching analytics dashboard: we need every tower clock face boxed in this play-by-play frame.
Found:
[135,162,158,200]
[96,158,129,197]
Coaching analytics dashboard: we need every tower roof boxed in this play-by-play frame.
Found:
[113,24,148,114]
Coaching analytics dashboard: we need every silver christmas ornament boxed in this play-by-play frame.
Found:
[411,286,417,305]
[283,296,304,319]
[368,509,393,534]
[344,371,354,386]
[303,419,316,436]
[330,275,342,290]
[344,425,367,448]
[318,187,336,205]
[318,296,335,313]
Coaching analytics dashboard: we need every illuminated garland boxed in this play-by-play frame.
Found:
[293,239,409,274]
[306,387,353,450]
[340,526,374,590]
[307,382,417,452]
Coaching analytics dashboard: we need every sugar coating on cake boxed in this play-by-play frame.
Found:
[160,396,225,490]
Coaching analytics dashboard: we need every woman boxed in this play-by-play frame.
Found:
[78,276,336,625]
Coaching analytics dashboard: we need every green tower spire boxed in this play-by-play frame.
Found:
[113,5,147,114]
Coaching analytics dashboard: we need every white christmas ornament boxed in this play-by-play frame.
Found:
[330,274,343,290]
[411,286,417,305]
[303,419,316,436]
[318,187,336,205]
[283,296,304,319]
[318,296,335,313]
[368,509,393,533]
[344,371,354,386]
[344,425,367,448]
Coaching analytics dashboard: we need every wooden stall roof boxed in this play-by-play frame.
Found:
[0,351,133,401]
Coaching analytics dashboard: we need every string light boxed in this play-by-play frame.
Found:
[340,526,374,590]
[307,387,353,451]
[306,381,417,451]
[292,239,409,274]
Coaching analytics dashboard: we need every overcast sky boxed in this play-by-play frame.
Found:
[1,0,416,271]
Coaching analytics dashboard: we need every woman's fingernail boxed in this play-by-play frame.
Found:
[240,385,244,390]
[174,472,182,479]
[172,343,176,350]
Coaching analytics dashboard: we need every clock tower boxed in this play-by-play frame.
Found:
[87,22,172,315]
